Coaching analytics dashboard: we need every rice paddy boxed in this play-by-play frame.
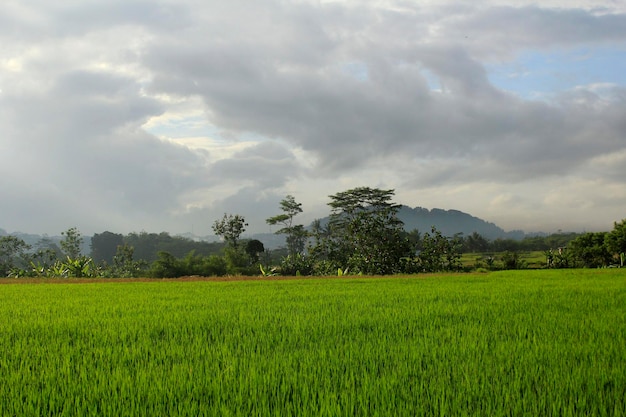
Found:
[0,269,624,416]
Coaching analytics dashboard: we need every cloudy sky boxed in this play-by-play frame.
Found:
[1,0,625,237]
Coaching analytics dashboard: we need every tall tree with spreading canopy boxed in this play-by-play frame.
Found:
[319,186,414,275]
[266,195,307,256]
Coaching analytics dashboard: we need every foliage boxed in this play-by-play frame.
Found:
[200,255,229,276]
[461,232,581,254]
[606,219,626,261]
[60,227,83,259]
[307,219,332,262]
[149,251,184,278]
[245,239,265,263]
[311,259,340,276]
[463,231,490,252]
[223,246,256,275]
[29,256,99,278]
[150,250,230,277]
[500,251,527,270]
[109,244,146,278]
[267,195,307,256]
[124,231,224,263]
[279,253,314,276]
[259,264,278,277]
[91,231,124,264]
[0,270,624,416]
[212,213,248,248]
[0,236,31,276]
[34,237,64,261]
[418,226,462,272]
[64,256,98,278]
[568,232,612,268]
[313,187,415,275]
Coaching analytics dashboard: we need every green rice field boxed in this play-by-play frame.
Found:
[1,270,625,416]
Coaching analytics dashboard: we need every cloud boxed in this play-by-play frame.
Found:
[208,141,302,188]
[1,0,625,236]
[0,64,212,233]
[446,6,626,57]
[142,2,626,183]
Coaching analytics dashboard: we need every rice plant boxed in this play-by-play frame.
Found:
[0,269,624,416]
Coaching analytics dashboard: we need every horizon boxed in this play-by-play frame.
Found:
[1,202,618,238]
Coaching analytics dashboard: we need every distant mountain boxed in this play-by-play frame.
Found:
[396,206,524,240]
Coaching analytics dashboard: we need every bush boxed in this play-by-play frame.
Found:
[280,254,314,276]
[200,255,228,276]
[149,252,183,278]
[312,260,341,276]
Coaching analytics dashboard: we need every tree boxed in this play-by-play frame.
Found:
[60,227,83,259]
[212,214,248,248]
[150,251,183,278]
[418,226,462,272]
[500,250,526,270]
[464,232,489,253]
[266,195,307,256]
[569,232,612,268]
[91,231,124,264]
[0,236,31,276]
[111,244,145,278]
[34,236,63,262]
[124,231,224,263]
[606,219,626,266]
[315,186,414,275]
[245,239,265,263]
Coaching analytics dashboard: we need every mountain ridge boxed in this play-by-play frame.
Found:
[397,206,525,240]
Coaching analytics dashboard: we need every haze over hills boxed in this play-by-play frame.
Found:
[1,206,530,251]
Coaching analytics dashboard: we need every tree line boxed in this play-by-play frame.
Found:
[1,187,625,277]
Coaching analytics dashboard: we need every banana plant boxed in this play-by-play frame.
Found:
[30,261,48,277]
[8,267,28,278]
[47,261,69,278]
[259,264,278,277]
[64,256,95,278]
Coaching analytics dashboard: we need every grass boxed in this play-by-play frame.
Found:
[0,269,625,416]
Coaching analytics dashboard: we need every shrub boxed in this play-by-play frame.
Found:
[280,254,314,276]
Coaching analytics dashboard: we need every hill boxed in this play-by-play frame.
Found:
[397,206,524,240]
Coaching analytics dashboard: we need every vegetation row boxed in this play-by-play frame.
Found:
[1,187,625,278]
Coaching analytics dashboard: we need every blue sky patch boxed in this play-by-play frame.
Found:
[487,46,626,98]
